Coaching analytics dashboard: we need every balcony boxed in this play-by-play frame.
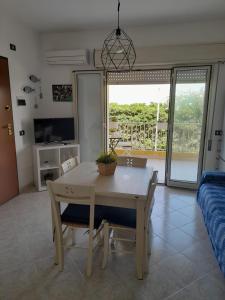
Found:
[109,121,200,183]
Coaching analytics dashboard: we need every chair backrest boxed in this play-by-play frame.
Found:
[145,170,158,228]
[117,156,147,168]
[61,156,79,174]
[47,181,95,230]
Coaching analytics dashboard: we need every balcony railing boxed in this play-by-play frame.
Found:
[109,121,201,152]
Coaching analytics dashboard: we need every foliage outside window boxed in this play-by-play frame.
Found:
[109,90,203,153]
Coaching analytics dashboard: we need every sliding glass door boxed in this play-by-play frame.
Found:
[167,67,211,188]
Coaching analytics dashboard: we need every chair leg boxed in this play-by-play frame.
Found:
[110,228,116,249]
[147,231,151,256]
[54,230,59,265]
[148,223,152,256]
[102,222,109,269]
[144,229,149,273]
[56,227,64,271]
[70,228,75,246]
[86,229,94,277]
[96,229,103,246]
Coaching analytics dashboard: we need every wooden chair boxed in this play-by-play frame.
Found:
[61,156,80,174]
[117,156,147,168]
[50,156,80,243]
[101,170,158,272]
[47,181,105,277]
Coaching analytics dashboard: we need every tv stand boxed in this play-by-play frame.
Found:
[33,143,80,191]
[43,141,71,145]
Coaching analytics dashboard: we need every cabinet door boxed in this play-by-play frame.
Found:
[73,71,106,162]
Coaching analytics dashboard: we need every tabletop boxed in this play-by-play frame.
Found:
[55,162,153,200]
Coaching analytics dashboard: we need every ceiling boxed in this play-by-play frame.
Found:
[1,0,225,32]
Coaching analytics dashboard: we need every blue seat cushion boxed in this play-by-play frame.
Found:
[61,204,104,229]
[104,206,136,228]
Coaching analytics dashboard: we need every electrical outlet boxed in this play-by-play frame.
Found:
[10,43,16,51]
[17,99,26,106]
[215,130,223,136]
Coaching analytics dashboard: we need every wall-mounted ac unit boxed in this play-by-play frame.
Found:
[45,49,89,65]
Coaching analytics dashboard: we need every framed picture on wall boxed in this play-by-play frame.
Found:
[52,84,73,102]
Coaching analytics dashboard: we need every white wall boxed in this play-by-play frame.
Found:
[217,63,225,171]
[0,12,40,190]
[220,112,225,170]
[41,19,225,50]
[36,65,75,118]
[204,63,225,171]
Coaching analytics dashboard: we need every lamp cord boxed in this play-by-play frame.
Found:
[117,0,120,29]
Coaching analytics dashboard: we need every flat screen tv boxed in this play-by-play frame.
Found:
[34,118,75,144]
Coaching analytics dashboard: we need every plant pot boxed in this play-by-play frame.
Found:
[97,162,117,176]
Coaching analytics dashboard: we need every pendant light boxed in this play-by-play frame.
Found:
[101,0,136,70]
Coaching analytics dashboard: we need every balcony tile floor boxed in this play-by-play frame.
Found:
[0,186,224,300]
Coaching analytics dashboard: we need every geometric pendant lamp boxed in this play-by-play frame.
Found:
[101,0,136,70]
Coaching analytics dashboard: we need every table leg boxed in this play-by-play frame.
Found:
[136,200,145,279]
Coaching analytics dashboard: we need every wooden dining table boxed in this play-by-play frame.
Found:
[55,161,153,279]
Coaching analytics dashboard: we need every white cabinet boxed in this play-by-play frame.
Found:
[33,143,80,191]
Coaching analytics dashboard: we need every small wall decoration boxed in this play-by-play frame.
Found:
[52,84,73,102]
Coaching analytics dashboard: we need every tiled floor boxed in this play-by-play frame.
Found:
[149,158,198,183]
[0,186,225,300]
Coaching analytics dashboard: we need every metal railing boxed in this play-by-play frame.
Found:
[109,121,201,152]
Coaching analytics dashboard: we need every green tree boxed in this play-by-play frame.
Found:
[109,89,204,152]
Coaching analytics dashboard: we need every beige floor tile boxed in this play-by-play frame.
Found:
[149,235,178,265]
[150,215,176,237]
[162,211,193,227]
[159,228,196,251]
[167,268,225,300]
[180,220,208,240]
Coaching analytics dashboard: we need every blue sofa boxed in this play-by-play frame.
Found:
[197,171,225,276]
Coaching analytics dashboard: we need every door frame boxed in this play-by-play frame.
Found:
[165,65,211,189]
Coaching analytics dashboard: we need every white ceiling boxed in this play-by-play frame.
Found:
[1,0,225,32]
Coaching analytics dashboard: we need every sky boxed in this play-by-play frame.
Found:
[108,83,205,105]
[108,84,170,104]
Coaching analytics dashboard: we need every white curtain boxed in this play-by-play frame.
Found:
[73,71,105,162]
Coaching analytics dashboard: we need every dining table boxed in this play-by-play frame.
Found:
[55,161,153,279]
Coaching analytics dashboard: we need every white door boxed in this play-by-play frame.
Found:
[73,71,106,162]
[166,66,211,189]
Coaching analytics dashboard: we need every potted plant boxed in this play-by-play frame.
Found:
[96,152,117,176]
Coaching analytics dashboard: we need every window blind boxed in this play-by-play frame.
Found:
[176,69,208,83]
[107,70,171,85]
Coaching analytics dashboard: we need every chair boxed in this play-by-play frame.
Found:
[61,156,79,174]
[117,156,147,168]
[101,170,158,272]
[47,181,105,276]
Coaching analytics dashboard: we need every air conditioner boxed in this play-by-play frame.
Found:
[45,49,89,65]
